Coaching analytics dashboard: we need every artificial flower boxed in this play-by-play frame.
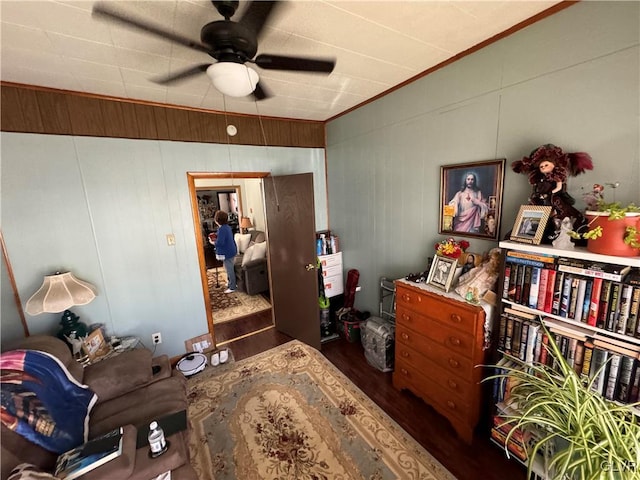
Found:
[435,237,469,259]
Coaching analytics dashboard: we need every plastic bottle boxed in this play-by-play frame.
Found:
[316,238,323,256]
[148,421,167,456]
[320,234,326,255]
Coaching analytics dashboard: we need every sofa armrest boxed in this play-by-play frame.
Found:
[83,349,153,402]
[239,257,267,271]
[82,424,137,480]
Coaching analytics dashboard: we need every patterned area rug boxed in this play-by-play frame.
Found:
[187,340,457,480]
[207,269,271,324]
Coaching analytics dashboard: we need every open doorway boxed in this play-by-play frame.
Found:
[188,172,274,346]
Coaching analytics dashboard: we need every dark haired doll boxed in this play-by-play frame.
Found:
[512,144,593,243]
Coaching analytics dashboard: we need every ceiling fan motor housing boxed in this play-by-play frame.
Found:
[201,21,258,61]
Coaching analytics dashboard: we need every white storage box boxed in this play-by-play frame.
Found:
[360,316,395,372]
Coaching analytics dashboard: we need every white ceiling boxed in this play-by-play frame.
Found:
[0,1,563,122]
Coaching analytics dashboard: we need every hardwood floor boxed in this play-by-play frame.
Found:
[223,327,526,480]
[214,308,273,345]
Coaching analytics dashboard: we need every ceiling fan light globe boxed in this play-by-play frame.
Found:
[206,63,259,97]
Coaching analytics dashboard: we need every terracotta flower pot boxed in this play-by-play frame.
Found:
[585,211,640,257]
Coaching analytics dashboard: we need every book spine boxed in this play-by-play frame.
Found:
[506,250,556,264]
[511,318,522,359]
[596,280,612,329]
[580,341,594,383]
[605,353,621,401]
[630,286,640,337]
[615,284,634,334]
[560,274,573,318]
[589,348,610,396]
[581,278,594,323]
[539,333,550,366]
[573,278,587,322]
[573,341,585,376]
[544,269,557,314]
[519,322,529,361]
[552,271,565,316]
[504,316,514,355]
[606,282,622,331]
[521,266,532,306]
[587,277,604,327]
[615,356,636,403]
[568,276,581,320]
[536,267,549,311]
[515,264,525,304]
[507,263,519,301]
[629,363,640,403]
[528,267,541,309]
[497,313,508,351]
[502,264,512,300]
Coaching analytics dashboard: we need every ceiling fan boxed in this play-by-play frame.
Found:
[92,1,336,100]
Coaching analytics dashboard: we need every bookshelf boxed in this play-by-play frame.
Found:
[492,241,640,477]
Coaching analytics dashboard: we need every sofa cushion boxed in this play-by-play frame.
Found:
[82,349,153,402]
[234,233,252,253]
[241,244,255,266]
[89,376,187,439]
[14,335,84,384]
[252,241,267,260]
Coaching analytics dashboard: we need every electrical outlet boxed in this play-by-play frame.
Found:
[152,332,162,344]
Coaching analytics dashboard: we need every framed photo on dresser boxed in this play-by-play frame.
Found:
[426,255,458,292]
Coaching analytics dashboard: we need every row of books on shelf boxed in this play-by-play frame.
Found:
[495,308,640,406]
[502,250,640,338]
[490,414,531,463]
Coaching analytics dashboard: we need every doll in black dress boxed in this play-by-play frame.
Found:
[512,144,593,243]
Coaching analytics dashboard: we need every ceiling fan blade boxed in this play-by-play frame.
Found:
[254,54,335,73]
[237,1,280,39]
[92,2,211,54]
[253,82,271,101]
[152,64,211,85]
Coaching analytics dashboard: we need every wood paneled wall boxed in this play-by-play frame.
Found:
[0,83,325,148]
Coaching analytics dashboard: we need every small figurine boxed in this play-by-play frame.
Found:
[511,144,593,243]
[551,216,576,250]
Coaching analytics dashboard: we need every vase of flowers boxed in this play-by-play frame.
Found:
[435,237,470,265]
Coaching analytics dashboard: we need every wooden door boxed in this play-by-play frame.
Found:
[264,173,320,349]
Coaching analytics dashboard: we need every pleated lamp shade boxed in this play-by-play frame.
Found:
[25,272,97,315]
[240,217,253,229]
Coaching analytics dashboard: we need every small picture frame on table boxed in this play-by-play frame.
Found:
[426,255,458,292]
[510,205,553,245]
[83,328,110,360]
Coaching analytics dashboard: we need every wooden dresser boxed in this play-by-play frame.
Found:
[392,280,489,444]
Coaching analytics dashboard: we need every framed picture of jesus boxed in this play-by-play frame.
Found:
[439,159,505,240]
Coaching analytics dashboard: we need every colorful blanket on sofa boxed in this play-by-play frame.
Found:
[0,349,97,453]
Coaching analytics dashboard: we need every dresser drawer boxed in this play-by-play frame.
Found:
[396,284,480,335]
[396,312,475,359]
[395,324,474,380]
[394,357,471,421]
[395,343,473,400]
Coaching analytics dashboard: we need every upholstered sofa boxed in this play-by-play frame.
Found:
[1,335,196,480]
[234,230,269,295]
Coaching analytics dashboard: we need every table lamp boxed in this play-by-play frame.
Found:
[240,217,253,234]
[25,271,97,349]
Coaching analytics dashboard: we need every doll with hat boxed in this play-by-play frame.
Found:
[512,144,593,243]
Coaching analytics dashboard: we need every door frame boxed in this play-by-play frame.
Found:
[187,171,270,343]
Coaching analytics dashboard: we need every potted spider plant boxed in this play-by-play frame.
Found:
[486,326,640,480]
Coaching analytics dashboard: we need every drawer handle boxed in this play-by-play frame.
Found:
[402,313,411,322]
[449,337,461,346]
[448,358,460,368]
[448,379,458,390]
[447,400,456,409]
[417,296,422,303]
[401,368,409,376]
[401,332,410,341]
[450,314,462,323]
[402,294,411,302]
[401,350,410,358]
